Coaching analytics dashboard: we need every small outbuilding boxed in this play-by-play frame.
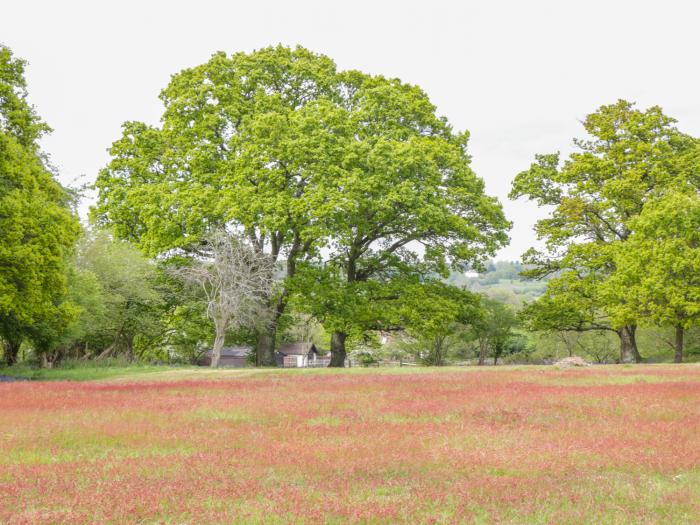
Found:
[276,342,327,368]
[198,345,252,367]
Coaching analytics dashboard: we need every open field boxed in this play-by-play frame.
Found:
[1,366,700,524]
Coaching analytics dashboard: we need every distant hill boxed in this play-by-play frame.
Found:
[447,260,550,308]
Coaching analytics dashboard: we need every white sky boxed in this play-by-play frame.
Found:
[2,0,699,260]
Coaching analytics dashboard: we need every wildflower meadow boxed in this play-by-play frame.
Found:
[2,366,699,524]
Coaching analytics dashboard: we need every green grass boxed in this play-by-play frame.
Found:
[3,359,700,383]
[0,363,183,381]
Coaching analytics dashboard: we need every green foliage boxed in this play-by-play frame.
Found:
[470,297,520,364]
[25,230,169,365]
[0,46,50,148]
[510,100,699,362]
[93,45,510,365]
[398,283,481,366]
[93,45,338,259]
[0,45,80,364]
[604,191,700,330]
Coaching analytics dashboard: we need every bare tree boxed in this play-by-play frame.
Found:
[172,230,274,368]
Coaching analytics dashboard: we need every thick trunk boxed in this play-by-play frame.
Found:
[329,331,347,367]
[2,338,21,366]
[211,324,225,368]
[256,293,286,366]
[478,339,487,366]
[256,326,277,367]
[674,324,684,364]
[618,325,641,363]
[41,352,54,369]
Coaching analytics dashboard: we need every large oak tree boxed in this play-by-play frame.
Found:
[292,71,509,365]
[94,46,509,366]
[94,46,337,365]
[511,100,699,362]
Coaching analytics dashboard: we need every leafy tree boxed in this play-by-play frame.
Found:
[510,100,699,363]
[403,283,480,366]
[471,298,518,365]
[94,45,509,367]
[74,231,165,361]
[0,45,80,365]
[293,71,509,366]
[93,46,338,365]
[604,191,700,362]
[26,261,104,367]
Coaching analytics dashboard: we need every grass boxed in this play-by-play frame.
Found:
[1,365,699,523]
[0,362,175,381]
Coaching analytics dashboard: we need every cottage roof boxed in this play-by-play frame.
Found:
[277,342,317,355]
[204,345,251,358]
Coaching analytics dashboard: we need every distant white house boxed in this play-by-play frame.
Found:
[275,342,329,368]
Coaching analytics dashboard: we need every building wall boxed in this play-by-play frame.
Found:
[199,355,247,367]
[219,356,247,368]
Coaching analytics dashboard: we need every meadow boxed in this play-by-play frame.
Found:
[1,366,700,524]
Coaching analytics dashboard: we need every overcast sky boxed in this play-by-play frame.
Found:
[2,0,699,260]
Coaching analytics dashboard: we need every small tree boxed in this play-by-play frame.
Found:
[173,231,274,368]
[400,283,481,366]
[471,298,518,365]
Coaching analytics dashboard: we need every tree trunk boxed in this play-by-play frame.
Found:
[674,324,684,364]
[211,323,225,368]
[478,339,487,366]
[618,325,641,363]
[41,352,55,369]
[2,338,21,366]
[433,336,445,366]
[256,325,277,367]
[329,331,347,367]
[256,295,286,366]
[125,334,135,363]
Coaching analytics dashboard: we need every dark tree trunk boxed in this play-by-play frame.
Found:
[256,292,287,366]
[618,325,641,363]
[256,326,277,367]
[125,334,135,363]
[478,339,487,366]
[2,338,21,366]
[674,324,684,364]
[329,331,347,367]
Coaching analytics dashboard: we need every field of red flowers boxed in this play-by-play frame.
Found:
[1,366,700,524]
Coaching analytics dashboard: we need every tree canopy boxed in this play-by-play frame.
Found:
[94,45,510,366]
[511,100,699,362]
[603,190,700,362]
[0,45,80,364]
